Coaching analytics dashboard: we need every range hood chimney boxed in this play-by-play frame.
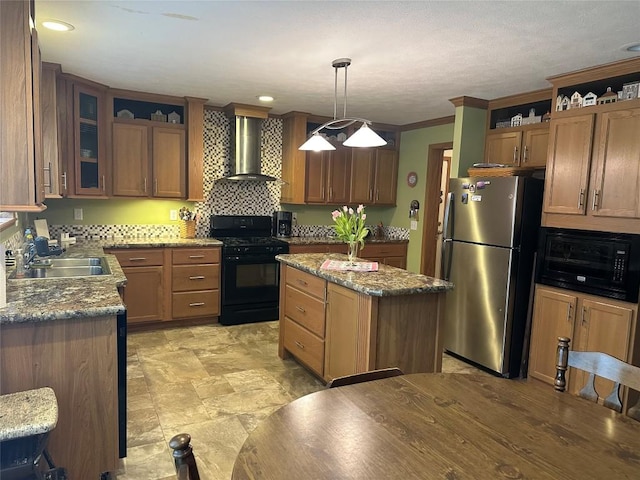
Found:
[217,103,277,182]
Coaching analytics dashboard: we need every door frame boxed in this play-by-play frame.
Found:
[420,142,453,276]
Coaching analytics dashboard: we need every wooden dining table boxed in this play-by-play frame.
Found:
[232,373,640,479]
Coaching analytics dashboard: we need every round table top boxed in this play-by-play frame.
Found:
[232,373,640,480]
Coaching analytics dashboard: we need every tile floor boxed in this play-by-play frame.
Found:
[115,320,483,480]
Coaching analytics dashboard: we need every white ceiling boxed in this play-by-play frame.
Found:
[36,1,640,126]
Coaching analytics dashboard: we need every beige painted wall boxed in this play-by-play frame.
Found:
[391,123,455,273]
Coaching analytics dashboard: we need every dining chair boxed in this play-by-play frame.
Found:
[554,336,640,419]
[327,367,404,388]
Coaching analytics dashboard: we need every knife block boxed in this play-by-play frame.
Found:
[180,220,196,239]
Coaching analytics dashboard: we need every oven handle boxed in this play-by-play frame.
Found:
[223,255,281,264]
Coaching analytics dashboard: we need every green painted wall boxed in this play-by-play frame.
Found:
[34,197,194,225]
[451,105,487,177]
[391,123,455,273]
[289,204,395,229]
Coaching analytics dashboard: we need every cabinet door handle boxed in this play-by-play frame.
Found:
[523,145,528,163]
[101,175,106,192]
[295,305,305,313]
[581,306,588,325]
[592,190,600,210]
[329,187,333,200]
[376,189,380,201]
[513,146,518,163]
[189,302,205,307]
[369,188,373,202]
[189,255,205,259]
[578,188,585,208]
[61,171,67,191]
[296,279,308,287]
[294,341,305,350]
[128,257,147,261]
[566,304,572,322]
[154,178,158,195]
[189,276,205,280]
[144,178,147,193]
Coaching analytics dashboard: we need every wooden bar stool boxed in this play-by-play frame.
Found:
[0,387,67,480]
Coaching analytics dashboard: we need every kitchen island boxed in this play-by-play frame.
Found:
[276,253,454,382]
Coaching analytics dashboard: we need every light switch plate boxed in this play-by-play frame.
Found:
[74,208,83,220]
[170,210,178,221]
[410,220,418,230]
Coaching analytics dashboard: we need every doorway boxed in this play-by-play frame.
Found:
[420,143,453,277]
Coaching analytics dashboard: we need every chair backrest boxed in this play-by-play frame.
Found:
[327,367,404,388]
[554,337,640,417]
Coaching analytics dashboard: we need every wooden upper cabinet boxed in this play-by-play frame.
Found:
[350,148,397,206]
[112,123,148,197]
[484,130,522,166]
[543,114,595,215]
[304,151,328,203]
[305,149,351,204]
[0,1,46,211]
[591,108,640,219]
[350,149,376,204]
[153,127,186,198]
[522,127,549,168]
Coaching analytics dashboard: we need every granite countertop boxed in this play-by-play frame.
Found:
[276,253,453,297]
[0,387,58,441]
[281,236,408,246]
[0,238,223,325]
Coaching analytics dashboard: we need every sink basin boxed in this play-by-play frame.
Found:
[10,257,111,279]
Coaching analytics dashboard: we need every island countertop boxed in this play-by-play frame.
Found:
[276,253,453,297]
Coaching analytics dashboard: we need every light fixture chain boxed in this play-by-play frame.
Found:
[343,62,348,119]
[333,64,338,121]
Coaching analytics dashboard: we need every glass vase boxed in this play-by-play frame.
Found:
[347,241,358,263]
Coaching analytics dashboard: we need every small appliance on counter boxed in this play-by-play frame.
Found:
[272,211,293,237]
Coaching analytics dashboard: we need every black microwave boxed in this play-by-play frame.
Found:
[536,227,640,303]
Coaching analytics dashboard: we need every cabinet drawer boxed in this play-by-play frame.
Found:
[362,243,407,257]
[172,264,219,292]
[285,267,325,300]
[111,249,164,267]
[173,248,220,265]
[285,285,325,337]
[172,290,219,318]
[283,317,324,376]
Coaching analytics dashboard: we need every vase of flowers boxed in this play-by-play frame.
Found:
[331,205,369,263]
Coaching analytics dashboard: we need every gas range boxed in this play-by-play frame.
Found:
[209,215,289,326]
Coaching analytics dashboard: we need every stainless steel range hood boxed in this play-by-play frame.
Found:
[216,103,277,183]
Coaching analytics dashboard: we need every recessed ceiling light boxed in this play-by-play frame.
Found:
[258,96,274,102]
[621,42,640,52]
[42,20,75,32]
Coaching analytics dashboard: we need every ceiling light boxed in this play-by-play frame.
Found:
[299,58,386,151]
[258,95,274,102]
[42,20,75,32]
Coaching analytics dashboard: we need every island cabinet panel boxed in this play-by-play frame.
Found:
[0,316,119,480]
[279,261,448,384]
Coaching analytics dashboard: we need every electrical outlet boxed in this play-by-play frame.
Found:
[170,210,178,221]
[410,220,418,230]
[292,212,298,225]
[74,208,83,221]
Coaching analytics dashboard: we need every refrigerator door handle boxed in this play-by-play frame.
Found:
[442,238,453,281]
[443,192,454,240]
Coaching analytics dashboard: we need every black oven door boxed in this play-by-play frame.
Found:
[220,254,281,324]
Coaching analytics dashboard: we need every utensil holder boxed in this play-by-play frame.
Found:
[180,220,196,239]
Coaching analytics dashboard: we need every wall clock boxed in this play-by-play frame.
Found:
[407,171,418,188]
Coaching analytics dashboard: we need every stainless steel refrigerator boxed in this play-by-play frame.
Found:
[442,176,543,377]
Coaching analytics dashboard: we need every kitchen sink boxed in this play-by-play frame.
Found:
[10,257,111,279]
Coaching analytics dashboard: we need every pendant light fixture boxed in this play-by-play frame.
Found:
[299,58,387,151]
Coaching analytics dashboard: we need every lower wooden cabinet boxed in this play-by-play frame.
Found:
[279,265,446,383]
[528,284,636,401]
[107,246,220,325]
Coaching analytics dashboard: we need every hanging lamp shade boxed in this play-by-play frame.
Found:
[343,123,387,148]
[299,58,386,151]
[299,132,336,151]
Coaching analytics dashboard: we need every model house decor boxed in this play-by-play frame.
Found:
[116,109,134,119]
[622,81,640,100]
[511,113,523,127]
[570,91,583,109]
[168,111,181,124]
[521,108,541,125]
[150,109,167,122]
[582,92,598,106]
[598,87,618,105]
[556,94,570,111]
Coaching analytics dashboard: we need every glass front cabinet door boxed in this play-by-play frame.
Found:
[73,83,107,196]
